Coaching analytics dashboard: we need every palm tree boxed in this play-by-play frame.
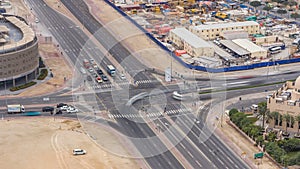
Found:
[258,102,269,129]
[270,111,279,128]
[283,114,291,134]
[296,115,300,136]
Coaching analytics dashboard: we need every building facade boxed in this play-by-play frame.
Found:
[232,39,267,59]
[267,77,300,132]
[0,15,39,87]
[169,27,214,57]
[189,21,260,40]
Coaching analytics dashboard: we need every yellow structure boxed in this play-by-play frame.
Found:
[267,77,300,132]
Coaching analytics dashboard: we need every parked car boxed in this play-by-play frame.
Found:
[42,106,54,112]
[80,67,86,74]
[88,68,94,73]
[101,74,108,81]
[97,69,103,75]
[87,75,92,81]
[59,105,69,111]
[73,149,86,155]
[96,76,103,83]
[57,103,67,108]
[55,109,62,114]
[67,107,78,113]
[120,74,126,80]
[92,72,98,78]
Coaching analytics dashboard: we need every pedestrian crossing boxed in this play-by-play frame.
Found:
[108,107,192,119]
[88,79,159,90]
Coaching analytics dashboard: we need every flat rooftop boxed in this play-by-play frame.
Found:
[190,21,259,30]
[220,40,250,56]
[170,27,212,48]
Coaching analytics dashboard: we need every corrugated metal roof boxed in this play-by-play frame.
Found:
[191,21,259,30]
[208,41,235,60]
[170,27,212,48]
[220,40,250,56]
[232,39,267,53]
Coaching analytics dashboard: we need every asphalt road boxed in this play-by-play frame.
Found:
[17,0,300,168]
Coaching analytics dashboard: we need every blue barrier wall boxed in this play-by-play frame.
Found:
[103,0,300,73]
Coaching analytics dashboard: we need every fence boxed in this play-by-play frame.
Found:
[103,0,300,73]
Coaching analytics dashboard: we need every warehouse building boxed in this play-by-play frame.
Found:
[220,29,248,40]
[0,14,39,87]
[189,21,260,40]
[169,27,214,57]
[232,39,267,59]
[219,40,250,58]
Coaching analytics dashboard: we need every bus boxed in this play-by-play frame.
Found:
[269,46,281,54]
[106,65,116,77]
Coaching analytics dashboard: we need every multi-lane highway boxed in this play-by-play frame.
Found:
[12,0,300,168]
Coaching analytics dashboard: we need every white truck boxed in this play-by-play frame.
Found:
[7,104,25,114]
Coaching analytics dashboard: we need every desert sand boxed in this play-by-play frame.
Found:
[0,117,139,169]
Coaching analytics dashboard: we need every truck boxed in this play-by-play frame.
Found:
[83,59,90,69]
[7,104,25,114]
[106,65,116,77]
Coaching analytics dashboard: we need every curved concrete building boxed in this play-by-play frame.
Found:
[0,14,39,87]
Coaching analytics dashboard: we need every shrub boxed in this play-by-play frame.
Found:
[10,81,37,91]
[229,108,239,117]
[37,69,48,80]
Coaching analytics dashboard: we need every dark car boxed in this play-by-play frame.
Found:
[42,106,54,112]
[57,103,67,108]
[55,109,62,114]
[87,75,92,81]
[97,69,103,75]
[101,74,108,81]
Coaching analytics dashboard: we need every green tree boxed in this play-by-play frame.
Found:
[258,102,269,129]
[283,114,291,134]
[256,135,264,146]
[229,108,239,118]
[267,131,277,142]
[265,142,286,162]
[281,138,300,152]
[296,115,300,136]
[250,1,262,12]
[270,111,279,128]
[242,125,252,136]
[250,127,259,139]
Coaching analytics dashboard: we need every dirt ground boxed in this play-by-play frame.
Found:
[0,117,138,169]
[17,44,73,97]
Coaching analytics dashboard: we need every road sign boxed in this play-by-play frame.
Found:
[254,152,264,159]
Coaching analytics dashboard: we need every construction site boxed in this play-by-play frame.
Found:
[114,0,300,70]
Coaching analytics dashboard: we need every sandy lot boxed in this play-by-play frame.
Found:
[0,117,138,169]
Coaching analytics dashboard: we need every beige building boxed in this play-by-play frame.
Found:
[189,21,260,40]
[0,15,39,86]
[267,76,300,132]
[232,39,267,59]
[169,27,214,57]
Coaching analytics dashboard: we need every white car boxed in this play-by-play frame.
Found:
[67,107,78,113]
[120,74,126,80]
[88,68,94,73]
[73,149,86,155]
[59,105,69,111]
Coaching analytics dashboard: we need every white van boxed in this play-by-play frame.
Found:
[73,149,86,155]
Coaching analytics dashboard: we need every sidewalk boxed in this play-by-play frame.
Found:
[206,92,279,169]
